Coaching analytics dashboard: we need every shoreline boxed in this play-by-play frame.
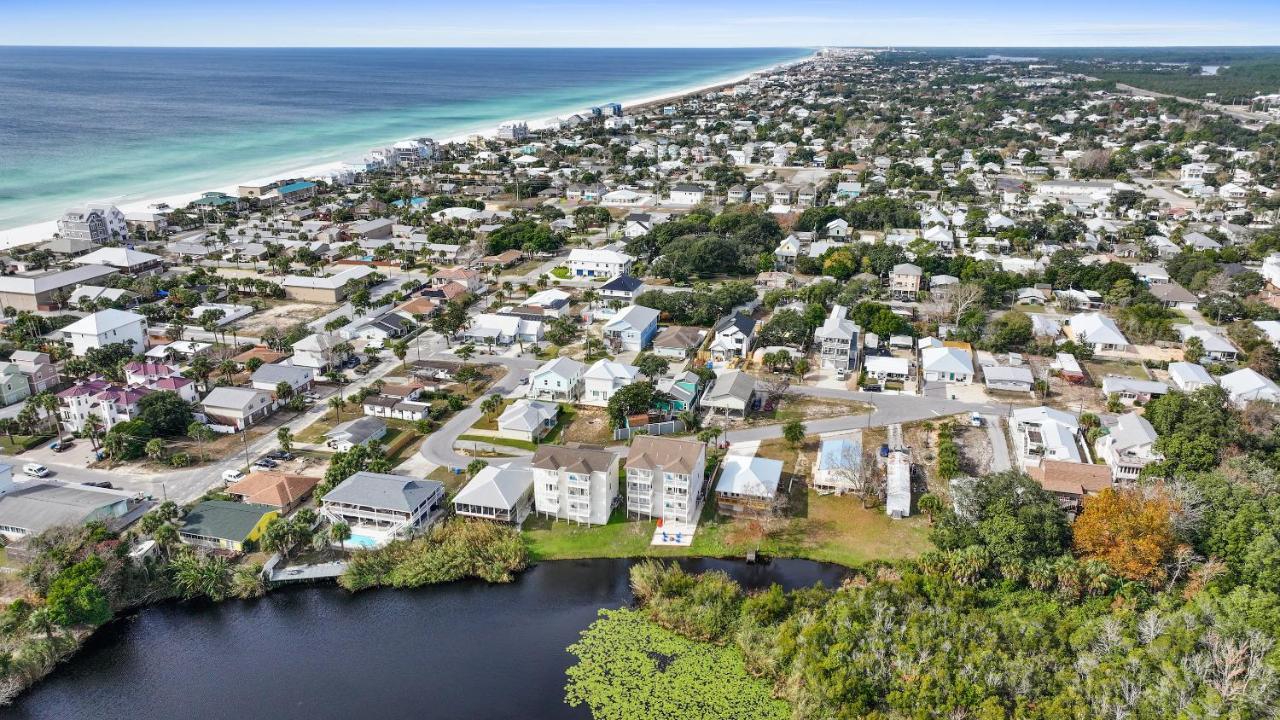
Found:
[0,50,814,251]
[3,549,851,707]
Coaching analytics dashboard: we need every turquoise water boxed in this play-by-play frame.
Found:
[0,47,809,230]
[346,533,379,549]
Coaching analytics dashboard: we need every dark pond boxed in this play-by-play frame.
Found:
[4,558,848,720]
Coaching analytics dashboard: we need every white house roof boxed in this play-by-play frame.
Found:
[1013,405,1079,429]
[814,304,858,342]
[282,265,376,290]
[864,355,910,375]
[715,453,783,499]
[1219,368,1280,402]
[1109,412,1159,452]
[62,309,145,336]
[532,357,585,381]
[1070,312,1128,346]
[72,247,162,268]
[1168,361,1214,387]
[1176,326,1238,355]
[497,399,559,433]
[921,346,973,375]
[568,248,634,265]
[453,462,533,511]
[584,359,639,382]
[604,304,659,331]
[1254,320,1280,347]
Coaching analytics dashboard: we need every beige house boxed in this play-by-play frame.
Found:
[889,263,922,300]
[624,436,707,524]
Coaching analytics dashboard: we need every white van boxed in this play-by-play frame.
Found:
[221,469,245,484]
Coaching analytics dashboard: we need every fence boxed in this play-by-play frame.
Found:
[613,419,685,441]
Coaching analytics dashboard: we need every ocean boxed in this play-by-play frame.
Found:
[0,47,808,232]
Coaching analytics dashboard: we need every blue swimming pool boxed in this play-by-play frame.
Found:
[347,534,379,548]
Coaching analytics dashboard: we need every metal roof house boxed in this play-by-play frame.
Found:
[715,451,783,517]
[179,500,278,553]
[453,462,535,526]
[321,472,444,542]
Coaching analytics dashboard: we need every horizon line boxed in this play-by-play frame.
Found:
[2,43,1280,50]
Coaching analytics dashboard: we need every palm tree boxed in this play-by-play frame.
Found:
[102,432,129,468]
[152,523,179,559]
[187,356,214,392]
[327,396,346,423]
[480,394,503,417]
[217,360,238,383]
[32,392,62,448]
[84,415,105,450]
[188,421,214,461]
[26,607,56,640]
[276,427,293,453]
[329,522,352,552]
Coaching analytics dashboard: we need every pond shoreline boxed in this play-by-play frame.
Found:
[7,550,849,707]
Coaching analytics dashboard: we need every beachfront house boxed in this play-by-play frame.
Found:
[813,434,863,495]
[814,305,860,371]
[567,248,634,278]
[709,312,756,362]
[582,360,640,407]
[715,451,783,517]
[1095,412,1162,482]
[496,399,560,443]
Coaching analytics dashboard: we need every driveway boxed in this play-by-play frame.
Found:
[984,415,1012,472]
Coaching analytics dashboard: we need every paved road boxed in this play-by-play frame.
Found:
[31,353,404,504]
[417,353,541,472]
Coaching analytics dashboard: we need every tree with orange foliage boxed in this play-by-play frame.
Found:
[1072,488,1176,586]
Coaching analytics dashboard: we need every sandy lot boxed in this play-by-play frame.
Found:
[234,301,330,336]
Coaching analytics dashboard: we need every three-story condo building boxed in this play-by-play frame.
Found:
[624,436,707,523]
[531,444,619,525]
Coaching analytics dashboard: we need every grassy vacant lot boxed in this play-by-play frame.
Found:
[1085,359,1149,382]
[457,434,538,451]
[524,439,932,568]
[741,395,872,427]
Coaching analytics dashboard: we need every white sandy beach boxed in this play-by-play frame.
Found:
[0,51,813,252]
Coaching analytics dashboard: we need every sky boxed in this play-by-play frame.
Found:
[4,0,1280,48]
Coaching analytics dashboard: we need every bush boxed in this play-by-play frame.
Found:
[629,562,743,642]
[338,520,528,591]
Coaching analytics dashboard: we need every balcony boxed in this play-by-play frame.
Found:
[566,474,591,490]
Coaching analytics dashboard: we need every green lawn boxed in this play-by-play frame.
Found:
[525,439,932,569]
[457,434,538,451]
[550,266,571,280]
[0,434,52,455]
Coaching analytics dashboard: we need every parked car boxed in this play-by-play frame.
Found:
[266,450,295,461]
[969,412,984,427]
[221,469,245,484]
[252,458,278,470]
[50,441,71,452]
[83,481,114,489]
[22,463,49,478]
